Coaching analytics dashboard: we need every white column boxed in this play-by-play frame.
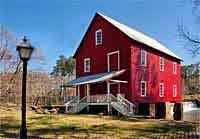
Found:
[77,86,80,102]
[107,81,111,114]
[107,81,110,100]
[86,84,90,102]
[86,84,90,112]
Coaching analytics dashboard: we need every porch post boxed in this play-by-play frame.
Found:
[77,86,80,102]
[86,84,90,112]
[107,81,111,115]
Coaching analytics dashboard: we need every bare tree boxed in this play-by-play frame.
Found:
[0,25,45,74]
[0,25,45,97]
[178,25,200,56]
[0,25,21,73]
[179,0,200,57]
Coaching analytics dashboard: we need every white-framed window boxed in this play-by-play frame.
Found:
[140,81,147,96]
[159,83,164,97]
[95,29,102,45]
[173,85,177,97]
[173,62,177,74]
[84,58,90,72]
[141,49,147,66]
[160,57,164,71]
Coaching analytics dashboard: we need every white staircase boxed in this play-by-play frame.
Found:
[65,94,136,116]
[110,94,135,116]
[65,96,88,114]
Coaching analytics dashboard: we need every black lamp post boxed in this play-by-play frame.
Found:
[16,36,34,139]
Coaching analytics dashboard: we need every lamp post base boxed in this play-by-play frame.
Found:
[20,127,27,139]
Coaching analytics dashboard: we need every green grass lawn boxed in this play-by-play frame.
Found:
[0,104,198,139]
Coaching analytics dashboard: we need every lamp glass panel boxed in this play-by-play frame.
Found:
[19,47,32,59]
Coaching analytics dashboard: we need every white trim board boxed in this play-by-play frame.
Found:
[107,50,120,72]
[84,58,90,72]
[95,29,102,45]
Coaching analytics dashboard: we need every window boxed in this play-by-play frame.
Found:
[84,58,90,72]
[95,29,102,45]
[173,85,177,97]
[173,62,177,74]
[141,50,147,66]
[159,83,164,97]
[160,57,164,71]
[141,81,147,96]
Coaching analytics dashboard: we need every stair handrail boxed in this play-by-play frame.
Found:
[64,95,77,103]
[109,94,118,102]
[109,94,129,114]
[65,95,79,106]
[117,94,135,114]
[66,96,88,113]
[109,94,129,110]
[109,94,134,115]
[117,94,136,108]
[78,96,87,104]
[75,96,88,112]
[65,96,79,113]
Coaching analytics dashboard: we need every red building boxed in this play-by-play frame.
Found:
[64,13,182,118]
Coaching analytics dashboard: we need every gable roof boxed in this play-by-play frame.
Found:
[74,12,182,60]
[97,12,181,60]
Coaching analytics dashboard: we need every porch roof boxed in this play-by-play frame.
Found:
[63,69,126,87]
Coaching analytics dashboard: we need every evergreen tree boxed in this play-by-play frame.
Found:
[51,55,75,76]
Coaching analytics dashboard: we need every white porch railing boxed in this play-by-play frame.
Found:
[89,94,108,103]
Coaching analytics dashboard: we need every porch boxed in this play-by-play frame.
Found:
[62,70,136,116]
[64,93,135,116]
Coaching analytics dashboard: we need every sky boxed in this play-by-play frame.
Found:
[0,0,199,72]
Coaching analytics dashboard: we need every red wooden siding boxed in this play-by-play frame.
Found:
[75,14,131,98]
[130,41,181,103]
[74,13,182,103]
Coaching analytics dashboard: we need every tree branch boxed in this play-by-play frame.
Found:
[178,24,200,56]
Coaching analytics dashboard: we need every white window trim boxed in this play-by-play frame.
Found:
[173,62,177,74]
[140,81,147,97]
[173,85,177,97]
[95,29,102,45]
[160,57,164,71]
[141,49,147,66]
[159,83,164,97]
[107,50,120,72]
[84,58,90,72]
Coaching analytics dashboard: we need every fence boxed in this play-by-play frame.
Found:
[0,95,76,106]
